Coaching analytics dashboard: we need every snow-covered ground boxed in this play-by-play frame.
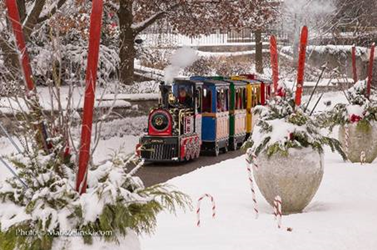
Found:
[0,84,160,114]
[140,144,377,250]
[1,90,376,249]
[137,90,377,250]
[0,86,129,114]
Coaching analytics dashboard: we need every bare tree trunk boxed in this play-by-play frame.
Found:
[17,0,27,22]
[0,34,20,75]
[118,1,136,85]
[1,0,49,79]
[255,29,264,74]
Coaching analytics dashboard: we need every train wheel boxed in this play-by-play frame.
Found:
[185,144,191,161]
[190,143,196,159]
[231,140,238,151]
[185,149,191,161]
[195,147,200,158]
[214,145,220,156]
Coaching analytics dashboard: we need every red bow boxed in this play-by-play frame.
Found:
[350,114,362,123]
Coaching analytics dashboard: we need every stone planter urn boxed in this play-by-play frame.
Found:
[338,121,377,163]
[252,147,324,214]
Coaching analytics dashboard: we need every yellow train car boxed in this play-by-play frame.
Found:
[230,75,271,138]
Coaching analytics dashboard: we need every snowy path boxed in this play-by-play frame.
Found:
[140,148,377,250]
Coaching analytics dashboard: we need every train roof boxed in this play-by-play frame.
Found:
[189,76,230,87]
[237,78,262,84]
[202,79,230,87]
[173,78,203,86]
[256,78,273,84]
[223,79,248,87]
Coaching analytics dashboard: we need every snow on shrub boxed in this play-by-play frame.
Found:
[319,80,377,131]
[0,147,190,250]
[243,91,346,160]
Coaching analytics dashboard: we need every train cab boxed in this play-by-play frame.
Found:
[171,79,203,139]
[139,79,203,162]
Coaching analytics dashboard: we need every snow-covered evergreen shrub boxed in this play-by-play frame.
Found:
[318,80,377,131]
[0,147,190,250]
[243,91,346,160]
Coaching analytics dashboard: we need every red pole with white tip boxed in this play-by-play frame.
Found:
[5,0,35,93]
[366,43,375,99]
[5,0,49,151]
[352,45,358,83]
[270,35,279,95]
[295,26,309,106]
[76,0,104,194]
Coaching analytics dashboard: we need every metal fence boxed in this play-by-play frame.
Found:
[139,28,289,48]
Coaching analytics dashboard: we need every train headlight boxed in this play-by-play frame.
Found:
[151,111,169,131]
[168,93,176,104]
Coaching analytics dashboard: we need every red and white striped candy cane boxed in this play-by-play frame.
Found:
[196,194,216,227]
[360,151,366,164]
[246,149,259,170]
[273,196,293,232]
[344,125,350,158]
[246,158,259,219]
[274,196,282,228]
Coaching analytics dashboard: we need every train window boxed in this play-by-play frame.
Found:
[235,89,238,110]
[195,88,202,113]
[252,87,258,107]
[237,88,242,110]
[202,87,212,113]
[225,89,229,111]
[217,89,229,112]
[217,89,223,112]
[243,88,247,109]
[177,85,193,107]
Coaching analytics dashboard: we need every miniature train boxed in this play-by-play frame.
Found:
[137,75,272,162]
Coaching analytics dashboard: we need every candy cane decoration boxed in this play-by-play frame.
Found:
[274,196,282,228]
[246,149,259,170]
[273,196,293,232]
[360,151,366,165]
[246,159,259,219]
[196,194,216,227]
[344,125,350,158]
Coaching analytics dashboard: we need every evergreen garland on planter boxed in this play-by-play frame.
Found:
[243,91,346,161]
[317,80,377,131]
[0,142,191,250]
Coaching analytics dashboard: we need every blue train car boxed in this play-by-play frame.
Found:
[191,76,230,156]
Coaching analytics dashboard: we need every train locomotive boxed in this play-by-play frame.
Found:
[137,75,271,162]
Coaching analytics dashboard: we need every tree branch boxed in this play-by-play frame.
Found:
[132,10,166,34]
[23,0,46,41]
[133,3,181,34]
[37,0,67,23]
[17,0,27,22]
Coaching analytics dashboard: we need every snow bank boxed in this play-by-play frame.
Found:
[141,147,377,250]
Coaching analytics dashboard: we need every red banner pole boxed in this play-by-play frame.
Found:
[5,0,35,92]
[76,0,104,194]
[270,35,279,95]
[295,26,309,106]
[5,0,50,152]
[352,45,358,83]
[366,43,375,99]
